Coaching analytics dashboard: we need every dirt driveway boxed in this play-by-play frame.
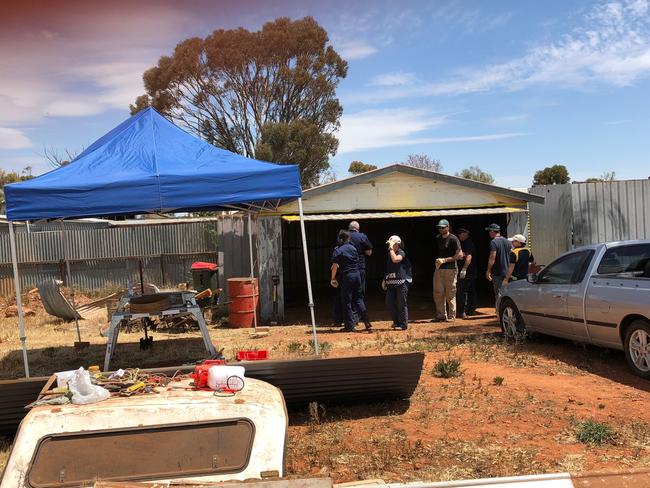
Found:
[1,307,649,483]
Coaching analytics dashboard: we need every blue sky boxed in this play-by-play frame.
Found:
[1,0,649,188]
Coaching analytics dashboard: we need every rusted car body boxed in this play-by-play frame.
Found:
[1,377,287,487]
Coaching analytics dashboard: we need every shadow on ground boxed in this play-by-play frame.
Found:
[0,337,209,379]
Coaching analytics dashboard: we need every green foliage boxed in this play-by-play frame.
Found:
[492,376,505,386]
[585,171,616,183]
[575,420,616,444]
[131,16,347,186]
[533,164,570,186]
[348,161,377,174]
[455,165,495,184]
[402,154,442,172]
[0,167,33,201]
[432,356,462,378]
[255,119,338,188]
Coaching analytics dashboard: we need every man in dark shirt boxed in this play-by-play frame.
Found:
[505,234,536,281]
[330,230,372,332]
[434,219,462,321]
[347,221,373,298]
[456,228,477,318]
[485,223,512,300]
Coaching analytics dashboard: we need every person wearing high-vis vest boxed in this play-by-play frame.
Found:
[504,234,536,282]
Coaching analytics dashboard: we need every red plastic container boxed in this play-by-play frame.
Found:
[227,278,259,328]
[236,350,269,361]
[191,359,225,388]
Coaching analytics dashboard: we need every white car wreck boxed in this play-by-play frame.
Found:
[0,377,287,487]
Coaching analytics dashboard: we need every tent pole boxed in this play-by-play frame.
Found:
[247,212,258,330]
[60,221,82,343]
[8,222,30,377]
[298,197,319,355]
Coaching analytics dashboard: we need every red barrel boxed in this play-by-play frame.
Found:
[227,278,259,328]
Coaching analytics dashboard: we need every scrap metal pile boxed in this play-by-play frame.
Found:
[26,360,247,410]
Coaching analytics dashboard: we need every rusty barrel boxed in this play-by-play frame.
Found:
[227,278,259,328]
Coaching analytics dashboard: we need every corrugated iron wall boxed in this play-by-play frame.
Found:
[0,217,253,296]
[529,180,650,264]
[572,180,650,246]
[529,184,574,265]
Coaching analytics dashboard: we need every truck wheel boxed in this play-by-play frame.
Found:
[500,299,526,341]
[624,320,650,379]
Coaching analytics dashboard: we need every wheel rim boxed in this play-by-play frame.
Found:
[629,329,650,372]
[501,306,519,339]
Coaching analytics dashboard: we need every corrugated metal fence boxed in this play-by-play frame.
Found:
[529,180,650,264]
[0,217,254,297]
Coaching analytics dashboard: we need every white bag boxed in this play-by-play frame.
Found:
[69,367,110,405]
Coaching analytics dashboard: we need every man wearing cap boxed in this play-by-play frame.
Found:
[434,219,462,321]
[456,228,477,318]
[485,223,512,299]
[505,234,536,282]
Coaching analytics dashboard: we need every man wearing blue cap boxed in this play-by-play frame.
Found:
[434,219,462,321]
[485,223,512,300]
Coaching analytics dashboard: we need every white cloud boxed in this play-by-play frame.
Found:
[337,107,529,153]
[371,72,416,86]
[353,0,650,103]
[605,119,633,125]
[338,108,446,153]
[44,98,106,117]
[488,113,530,124]
[336,40,379,60]
[0,128,32,149]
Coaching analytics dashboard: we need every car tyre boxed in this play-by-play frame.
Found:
[499,299,526,342]
[624,319,650,379]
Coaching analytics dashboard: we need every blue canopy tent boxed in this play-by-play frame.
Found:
[5,108,319,376]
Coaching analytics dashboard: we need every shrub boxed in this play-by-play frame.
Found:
[493,376,505,386]
[432,357,462,378]
[575,420,616,445]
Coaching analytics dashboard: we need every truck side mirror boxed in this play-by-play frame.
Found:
[527,274,539,284]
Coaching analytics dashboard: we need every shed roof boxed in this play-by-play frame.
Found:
[277,164,543,215]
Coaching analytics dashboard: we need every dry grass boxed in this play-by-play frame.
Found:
[2,307,650,483]
[0,437,10,474]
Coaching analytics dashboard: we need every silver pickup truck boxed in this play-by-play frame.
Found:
[497,240,650,378]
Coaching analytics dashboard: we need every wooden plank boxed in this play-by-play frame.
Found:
[257,216,284,323]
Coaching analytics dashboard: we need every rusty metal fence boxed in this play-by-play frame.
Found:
[0,216,254,296]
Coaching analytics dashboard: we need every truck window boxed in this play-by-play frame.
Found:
[597,244,650,276]
[538,251,591,284]
[27,419,254,487]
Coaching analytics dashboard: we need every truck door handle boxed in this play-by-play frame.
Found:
[553,295,564,299]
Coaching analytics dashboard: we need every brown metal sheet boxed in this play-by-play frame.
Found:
[571,468,650,487]
[0,353,424,433]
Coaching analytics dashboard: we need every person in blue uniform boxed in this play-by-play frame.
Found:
[332,233,345,326]
[384,235,412,330]
[347,221,373,298]
[330,230,372,332]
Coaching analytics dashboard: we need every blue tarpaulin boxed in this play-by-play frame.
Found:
[5,107,302,221]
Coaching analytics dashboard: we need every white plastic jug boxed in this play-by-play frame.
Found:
[207,365,246,391]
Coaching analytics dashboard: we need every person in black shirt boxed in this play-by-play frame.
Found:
[434,219,462,321]
[505,234,536,282]
[330,230,372,332]
[456,228,477,318]
[384,235,412,330]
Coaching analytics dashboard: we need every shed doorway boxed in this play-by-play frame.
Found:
[282,212,513,324]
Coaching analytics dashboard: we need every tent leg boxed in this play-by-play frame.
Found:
[60,222,82,343]
[248,213,258,329]
[298,198,319,355]
[9,222,30,378]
